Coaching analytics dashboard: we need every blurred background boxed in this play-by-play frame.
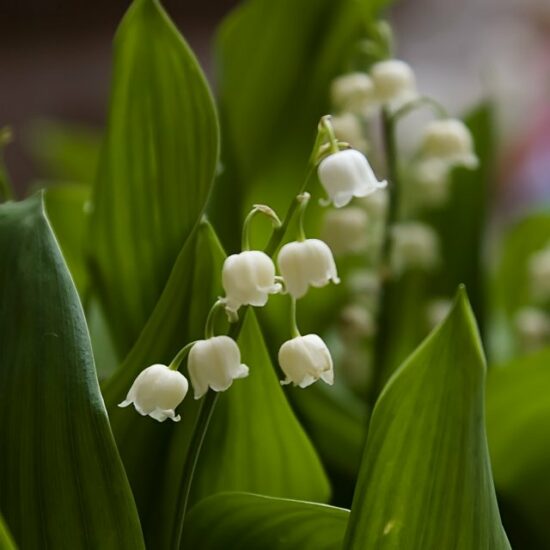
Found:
[1,0,549,213]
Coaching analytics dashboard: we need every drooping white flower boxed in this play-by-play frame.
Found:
[321,207,368,256]
[410,158,451,208]
[330,72,376,116]
[340,304,376,341]
[222,250,282,313]
[277,238,340,299]
[118,364,189,422]
[331,113,369,153]
[514,307,550,352]
[188,336,249,399]
[370,59,416,107]
[419,118,478,169]
[318,149,387,208]
[278,334,334,388]
[528,244,550,303]
[391,222,439,275]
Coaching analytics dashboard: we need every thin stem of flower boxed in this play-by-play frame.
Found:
[241,204,282,251]
[168,341,198,372]
[370,106,399,403]
[204,299,226,339]
[391,95,448,123]
[320,115,340,154]
[289,296,301,338]
[296,192,311,242]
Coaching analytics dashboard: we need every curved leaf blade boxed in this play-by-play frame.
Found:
[487,348,550,548]
[182,492,349,550]
[344,288,510,549]
[0,195,144,549]
[89,0,219,354]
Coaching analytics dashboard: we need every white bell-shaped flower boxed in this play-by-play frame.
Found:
[118,364,189,422]
[410,158,451,208]
[370,59,416,107]
[529,244,550,303]
[330,72,376,116]
[278,238,340,299]
[331,113,368,153]
[391,222,439,275]
[514,307,550,352]
[420,118,478,169]
[222,250,282,313]
[278,334,334,388]
[321,207,368,256]
[188,335,249,399]
[318,149,387,208]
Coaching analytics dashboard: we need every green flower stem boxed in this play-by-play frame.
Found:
[391,95,448,123]
[204,299,226,339]
[370,106,399,403]
[168,341,197,372]
[289,297,301,338]
[320,115,339,154]
[173,152,319,549]
[241,204,282,251]
[296,192,311,242]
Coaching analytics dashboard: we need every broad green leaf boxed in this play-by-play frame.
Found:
[344,288,510,549]
[26,119,100,184]
[182,492,349,550]
[0,515,16,550]
[89,0,219,354]
[0,195,144,549]
[44,183,91,299]
[487,348,550,549]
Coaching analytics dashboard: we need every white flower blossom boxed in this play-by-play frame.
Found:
[321,207,368,256]
[419,118,478,169]
[528,244,550,303]
[330,72,376,116]
[278,334,334,388]
[277,238,340,299]
[370,59,416,108]
[340,304,376,340]
[410,158,452,208]
[514,307,550,352]
[118,364,189,422]
[318,149,387,208]
[331,113,369,153]
[222,250,282,313]
[188,336,249,399]
[391,222,439,275]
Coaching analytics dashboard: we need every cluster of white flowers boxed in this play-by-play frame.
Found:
[119,122,391,422]
[391,222,440,276]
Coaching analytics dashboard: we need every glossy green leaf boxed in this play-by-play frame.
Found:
[89,0,219,354]
[182,492,349,550]
[487,348,550,549]
[344,288,510,549]
[44,183,91,299]
[0,195,144,549]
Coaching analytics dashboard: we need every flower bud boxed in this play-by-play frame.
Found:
[419,118,478,169]
[222,250,282,313]
[118,364,189,422]
[188,336,249,399]
[278,334,334,388]
[318,149,387,208]
[391,222,439,275]
[321,207,368,256]
[331,113,368,153]
[277,238,340,299]
[330,72,376,116]
[370,59,416,107]
[529,244,550,303]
